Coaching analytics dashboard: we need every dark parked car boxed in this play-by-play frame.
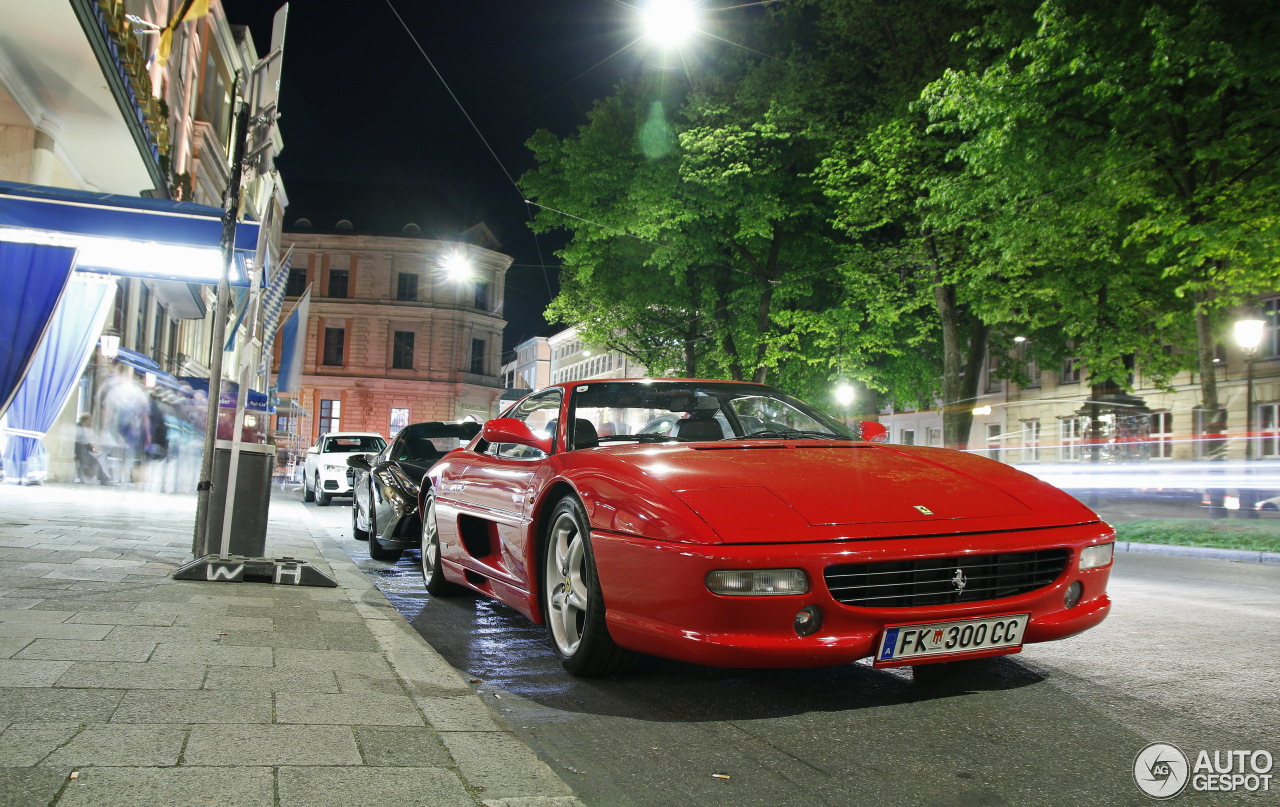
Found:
[347,421,481,561]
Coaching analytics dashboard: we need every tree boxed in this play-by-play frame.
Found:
[925,0,1280,424]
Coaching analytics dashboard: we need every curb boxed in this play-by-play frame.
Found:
[1116,540,1280,564]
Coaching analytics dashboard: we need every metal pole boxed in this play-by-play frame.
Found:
[1246,352,1255,461]
[192,75,250,557]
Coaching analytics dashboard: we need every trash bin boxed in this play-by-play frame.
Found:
[206,440,276,557]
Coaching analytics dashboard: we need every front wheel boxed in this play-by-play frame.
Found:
[541,496,636,676]
[315,474,331,506]
[303,472,315,502]
[420,497,462,595]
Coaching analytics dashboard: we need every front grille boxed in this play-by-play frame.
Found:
[824,548,1070,608]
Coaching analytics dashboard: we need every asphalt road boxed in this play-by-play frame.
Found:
[304,494,1279,807]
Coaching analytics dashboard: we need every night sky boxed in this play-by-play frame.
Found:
[220,0,654,351]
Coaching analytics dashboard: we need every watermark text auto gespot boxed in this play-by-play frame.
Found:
[1133,742,1273,799]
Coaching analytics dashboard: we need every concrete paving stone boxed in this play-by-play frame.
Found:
[112,689,272,724]
[354,725,454,767]
[29,600,138,613]
[41,723,187,767]
[483,799,590,807]
[0,659,76,687]
[131,600,229,616]
[64,612,176,627]
[0,623,112,641]
[148,643,272,667]
[0,722,82,766]
[0,638,33,659]
[41,570,134,583]
[183,724,362,766]
[0,688,124,723]
[274,648,391,676]
[14,639,156,663]
[55,661,207,690]
[70,558,146,569]
[103,626,228,645]
[172,614,272,631]
[275,692,424,727]
[188,593,277,608]
[0,766,68,807]
[439,731,575,801]
[0,579,76,592]
[218,629,330,650]
[416,696,505,732]
[0,609,74,622]
[0,599,43,612]
[316,610,362,623]
[277,766,475,807]
[204,665,339,694]
[53,765,275,807]
[334,670,412,697]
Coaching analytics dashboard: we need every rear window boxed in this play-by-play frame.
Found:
[323,436,385,453]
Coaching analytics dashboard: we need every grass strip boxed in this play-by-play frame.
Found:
[1113,519,1280,553]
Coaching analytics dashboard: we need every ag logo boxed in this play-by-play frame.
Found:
[1134,742,1189,799]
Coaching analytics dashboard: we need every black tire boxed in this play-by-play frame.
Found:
[367,505,402,562]
[420,497,462,595]
[315,474,331,506]
[303,473,315,502]
[541,496,636,676]
[351,493,369,541]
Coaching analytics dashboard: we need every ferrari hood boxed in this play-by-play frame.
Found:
[606,441,1095,542]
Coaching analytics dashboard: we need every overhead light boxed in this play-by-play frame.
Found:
[973,405,993,416]
[0,227,244,285]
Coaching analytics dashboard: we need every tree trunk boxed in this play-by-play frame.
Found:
[934,280,985,450]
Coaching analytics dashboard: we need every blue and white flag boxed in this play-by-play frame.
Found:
[275,288,310,394]
[256,246,293,377]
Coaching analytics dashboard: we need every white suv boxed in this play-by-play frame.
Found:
[303,431,386,506]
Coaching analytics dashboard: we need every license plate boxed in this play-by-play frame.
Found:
[873,613,1029,667]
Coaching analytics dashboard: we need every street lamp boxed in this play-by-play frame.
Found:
[834,383,855,407]
[1235,318,1265,461]
[441,252,473,283]
[641,0,699,48]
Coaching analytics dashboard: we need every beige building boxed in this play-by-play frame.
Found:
[277,227,513,444]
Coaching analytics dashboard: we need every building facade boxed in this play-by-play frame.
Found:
[879,305,1280,466]
[0,0,285,484]
[278,230,513,445]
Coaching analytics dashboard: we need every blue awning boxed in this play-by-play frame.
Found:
[0,180,259,286]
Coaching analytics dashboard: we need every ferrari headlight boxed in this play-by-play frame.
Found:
[388,465,420,497]
[1078,543,1114,571]
[706,569,809,596]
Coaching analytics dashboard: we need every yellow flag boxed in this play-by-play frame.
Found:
[155,0,212,68]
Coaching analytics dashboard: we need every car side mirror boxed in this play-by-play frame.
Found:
[482,418,553,455]
[858,421,889,443]
[346,454,371,471]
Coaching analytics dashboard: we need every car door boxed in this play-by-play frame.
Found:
[437,390,562,588]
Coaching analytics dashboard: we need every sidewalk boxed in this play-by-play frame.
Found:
[0,482,584,807]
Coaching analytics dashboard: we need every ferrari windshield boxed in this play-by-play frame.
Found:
[568,381,853,444]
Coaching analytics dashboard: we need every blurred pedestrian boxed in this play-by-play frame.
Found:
[74,414,113,485]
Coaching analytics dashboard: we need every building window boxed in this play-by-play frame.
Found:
[392,331,414,369]
[1022,419,1041,462]
[471,338,486,374]
[1263,298,1280,359]
[474,279,489,311]
[1061,358,1081,384]
[276,413,297,433]
[286,266,308,297]
[926,427,943,447]
[318,398,340,435]
[987,424,1002,463]
[985,352,1001,393]
[328,269,349,299]
[1150,411,1173,459]
[1023,361,1040,388]
[1258,404,1280,458]
[1059,416,1083,461]
[898,429,916,446]
[397,272,418,301]
[323,327,345,366]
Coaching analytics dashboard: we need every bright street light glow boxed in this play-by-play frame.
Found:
[442,252,473,282]
[642,0,699,48]
[1234,319,1265,351]
[834,383,855,406]
[973,405,993,416]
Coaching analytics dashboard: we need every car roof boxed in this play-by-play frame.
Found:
[322,431,384,438]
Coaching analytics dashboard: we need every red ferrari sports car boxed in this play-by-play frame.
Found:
[420,379,1114,676]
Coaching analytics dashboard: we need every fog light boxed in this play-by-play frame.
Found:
[1079,543,1114,570]
[706,569,809,596]
[794,605,823,636]
[1063,581,1083,609]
